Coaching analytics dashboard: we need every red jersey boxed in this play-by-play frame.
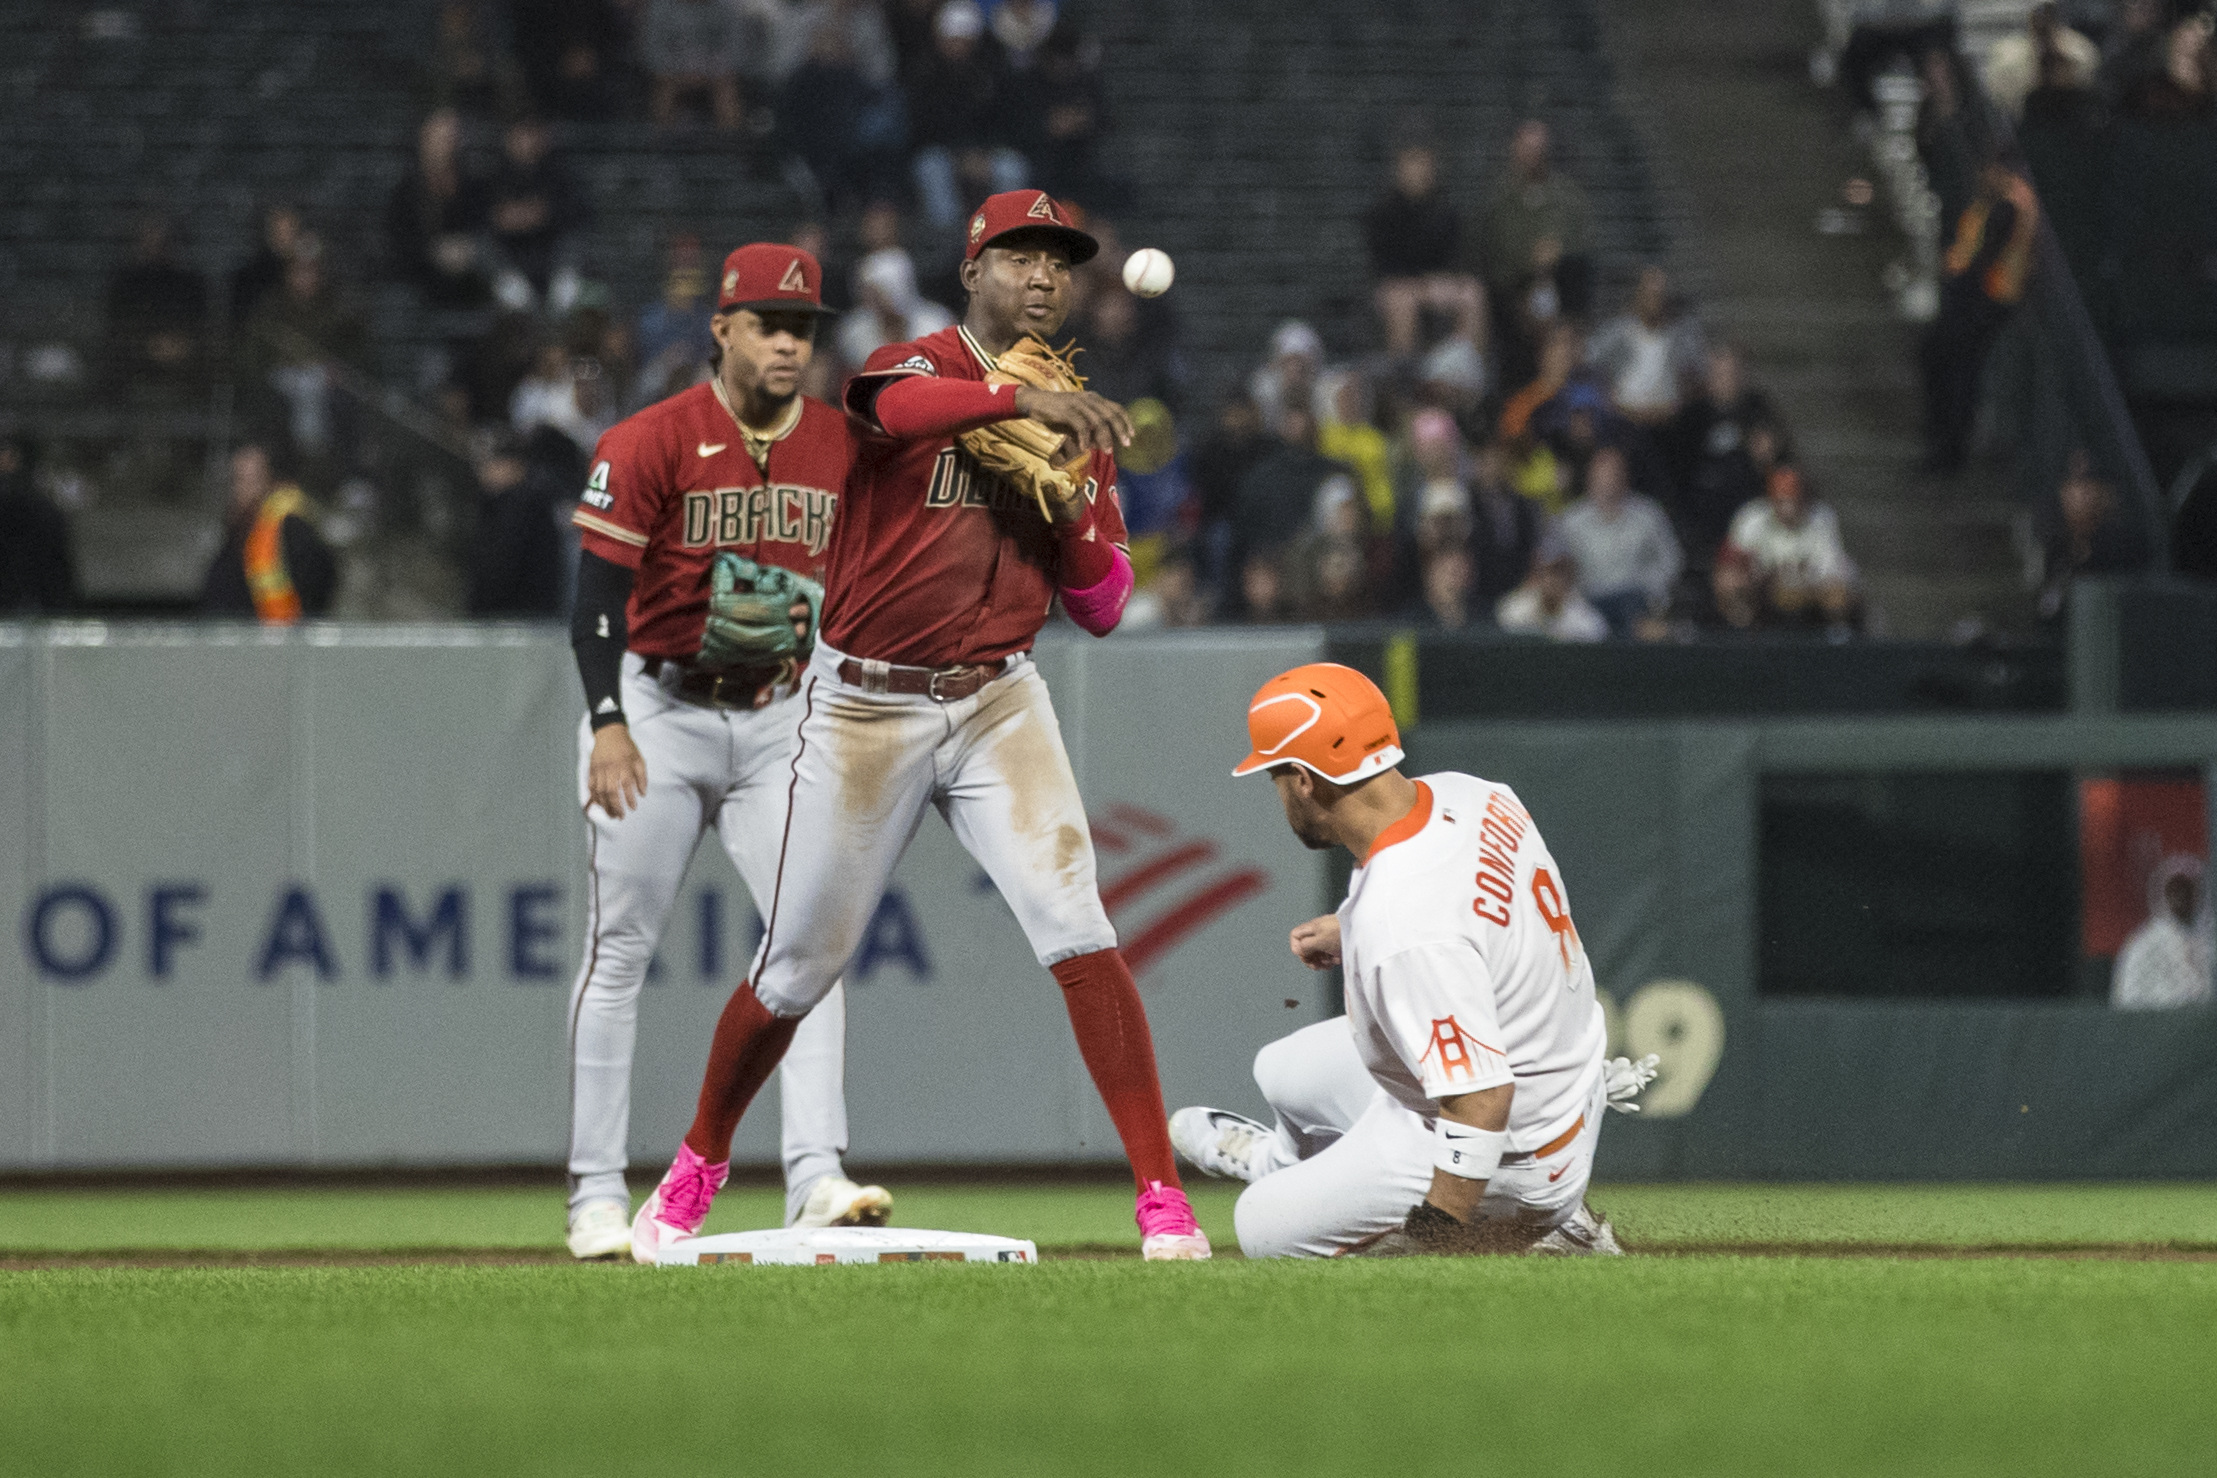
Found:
[573,381,853,662]
[832,324,1128,667]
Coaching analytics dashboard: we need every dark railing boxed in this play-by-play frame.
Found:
[1932,53,2174,570]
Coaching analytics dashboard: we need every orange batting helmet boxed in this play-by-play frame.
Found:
[1231,663,1404,785]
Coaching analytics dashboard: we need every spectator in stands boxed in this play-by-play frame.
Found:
[2122,13,2215,120]
[1288,474,1376,621]
[642,0,747,130]
[1920,161,2039,475]
[838,247,955,369]
[387,107,491,309]
[486,116,588,309]
[1018,28,1121,209]
[1496,538,1607,642]
[781,21,909,209]
[2111,858,2213,1010]
[992,0,1059,70]
[2034,450,2150,621]
[1984,3,2099,118]
[1232,408,1354,593]
[1417,542,1476,630]
[2021,43,2102,129]
[511,339,614,459]
[746,0,899,96]
[466,427,572,616]
[1069,275,1182,411]
[1714,465,1858,634]
[1664,343,1777,565]
[1504,427,1571,519]
[1554,444,1680,636]
[242,235,368,466]
[1192,393,1269,596]
[2099,0,2171,105]
[889,0,946,82]
[909,1,1025,228]
[1239,550,1292,624]
[429,0,509,115]
[1416,334,1489,419]
[1113,398,1193,548]
[1466,441,1542,618]
[513,0,628,120]
[1120,551,1207,630]
[232,204,304,326]
[1481,120,1594,386]
[104,214,207,392]
[1249,320,1323,435]
[633,234,715,405]
[1315,370,1393,529]
[1364,138,1485,358]
[0,435,76,614]
[1587,265,1706,427]
[199,442,337,623]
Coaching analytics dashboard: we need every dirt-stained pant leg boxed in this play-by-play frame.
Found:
[567,665,717,1212]
[709,696,855,1222]
[936,662,1119,965]
[748,663,943,1018]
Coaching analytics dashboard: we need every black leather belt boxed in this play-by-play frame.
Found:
[836,654,1013,702]
[642,656,791,711]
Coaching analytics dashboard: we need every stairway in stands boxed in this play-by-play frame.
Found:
[1597,0,2029,638]
[1094,0,1671,399]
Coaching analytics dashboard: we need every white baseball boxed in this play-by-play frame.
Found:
[1122,247,1174,298]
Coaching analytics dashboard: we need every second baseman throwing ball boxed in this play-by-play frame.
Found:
[1174,663,1653,1257]
[632,191,1210,1262]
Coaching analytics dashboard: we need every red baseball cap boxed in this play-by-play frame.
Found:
[716,242,834,315]
[964,190,1098,264]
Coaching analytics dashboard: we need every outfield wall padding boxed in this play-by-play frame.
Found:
[8,626,2217,1179]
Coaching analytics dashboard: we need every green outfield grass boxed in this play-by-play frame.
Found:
[3,1183,2215,1476]
[4,1179,2216,1253]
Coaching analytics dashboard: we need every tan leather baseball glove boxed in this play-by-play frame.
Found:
[959,336,1091,522]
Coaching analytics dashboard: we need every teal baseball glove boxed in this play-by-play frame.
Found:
[699,552,825,671]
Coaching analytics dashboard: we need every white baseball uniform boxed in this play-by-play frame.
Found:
[566,657,854,1226]
[1231,771,1608,1258]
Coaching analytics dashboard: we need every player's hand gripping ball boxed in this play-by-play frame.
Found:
[700,552,825,670]
[1122,248,1174,299]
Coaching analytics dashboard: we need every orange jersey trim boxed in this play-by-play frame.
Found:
[1363,780,1434,866]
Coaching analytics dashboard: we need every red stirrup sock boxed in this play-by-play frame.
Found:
[683,982,801,1162]
[1050,947,1183,1192]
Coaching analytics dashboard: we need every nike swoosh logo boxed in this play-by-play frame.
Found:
[1547,1161,1572,1183]
[697,442,726,458]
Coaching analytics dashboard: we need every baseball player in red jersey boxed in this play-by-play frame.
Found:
[563,243,890,1261]
[631,191,1209,1262]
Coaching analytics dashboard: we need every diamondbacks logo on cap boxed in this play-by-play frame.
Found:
[1026,194,1061,222]
[969,213,987,244]
[778,257,807,293]
[722,269,738,295]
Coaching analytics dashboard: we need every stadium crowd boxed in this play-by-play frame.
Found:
[12,0,1868,641]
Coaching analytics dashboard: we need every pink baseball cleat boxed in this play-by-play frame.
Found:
[1136,1180,1211,1261]
[631,1143,729,1265]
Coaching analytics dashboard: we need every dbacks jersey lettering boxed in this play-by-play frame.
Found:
[1337,772,1606,1152]
[834,325,1129,667]
[574,382,853,661]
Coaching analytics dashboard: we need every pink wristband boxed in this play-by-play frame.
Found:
[1060,545,1133,636]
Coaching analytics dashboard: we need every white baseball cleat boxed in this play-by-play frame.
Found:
[793,1175,894,1229]
[1529,1202,1624,1256]
[566,1198,632,1261]
[1170,1106,1278,1183]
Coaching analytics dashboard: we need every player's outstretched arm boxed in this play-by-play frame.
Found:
[1290,914,1342,970]
[1013,385,1135,458]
